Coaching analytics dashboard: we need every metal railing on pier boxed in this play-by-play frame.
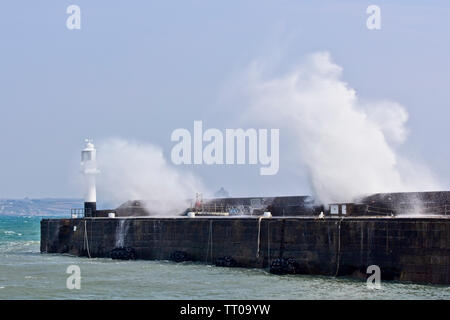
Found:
[70,208,92,218]
[366,204,449,216]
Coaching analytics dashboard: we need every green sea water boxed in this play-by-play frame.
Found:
[0,215,449,300]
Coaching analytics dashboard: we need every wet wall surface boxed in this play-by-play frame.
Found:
[41,216,450,285]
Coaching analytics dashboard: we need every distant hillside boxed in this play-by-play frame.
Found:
[0,198,83,216]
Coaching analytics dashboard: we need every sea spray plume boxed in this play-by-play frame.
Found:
[241,52,439,204]
[96,138,205,215]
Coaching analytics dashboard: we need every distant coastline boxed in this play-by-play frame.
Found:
[0,198,83,216]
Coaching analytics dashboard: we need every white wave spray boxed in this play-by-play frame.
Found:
[240,52,439,204]
[96,138,204,215]
[115,219,129,247]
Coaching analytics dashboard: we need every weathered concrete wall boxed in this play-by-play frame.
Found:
[40,217,450,285]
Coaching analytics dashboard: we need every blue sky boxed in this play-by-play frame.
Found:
[0,1,449,199]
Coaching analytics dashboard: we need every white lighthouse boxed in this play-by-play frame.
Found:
[81,139,99,216]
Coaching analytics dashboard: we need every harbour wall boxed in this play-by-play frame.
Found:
[40,217,450,285]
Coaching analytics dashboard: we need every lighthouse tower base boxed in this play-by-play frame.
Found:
[84,202,97,217]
